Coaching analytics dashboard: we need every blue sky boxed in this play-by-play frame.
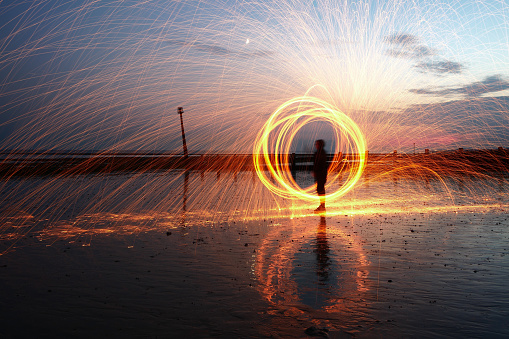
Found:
[0,0,508,153]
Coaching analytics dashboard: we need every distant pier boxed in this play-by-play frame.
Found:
[0,148,508,178]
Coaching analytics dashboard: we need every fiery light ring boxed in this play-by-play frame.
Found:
[253,96,367,202]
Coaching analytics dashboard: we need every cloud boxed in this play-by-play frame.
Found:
[355,96,509,150]
[164,39,274,59]
[385,33,464,76]
[409,75,509,97]
[402,95,509,146]
[414,60,464,75]
[408,88,436,95]
[460,75,509,97]
[386,45,436,59]
[384,33,435,59]
[384,33,420,45]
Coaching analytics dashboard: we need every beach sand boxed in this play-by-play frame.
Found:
[1,172,508,338]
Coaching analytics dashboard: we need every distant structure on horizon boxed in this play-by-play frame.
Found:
[178,107,188,158]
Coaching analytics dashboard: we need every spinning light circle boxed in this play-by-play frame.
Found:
[253,96,367,202]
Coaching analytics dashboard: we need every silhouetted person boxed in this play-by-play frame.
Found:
[313,139,328,212]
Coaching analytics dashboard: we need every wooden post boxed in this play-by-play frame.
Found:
[178,107,188,158]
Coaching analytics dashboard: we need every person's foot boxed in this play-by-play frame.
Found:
[314,204,325,213]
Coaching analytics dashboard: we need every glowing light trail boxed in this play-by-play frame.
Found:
[253,96,367,202]
[0,0,508,253]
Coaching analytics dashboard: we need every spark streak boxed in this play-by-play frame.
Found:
[0,0,508,252]
[253,96,366,201]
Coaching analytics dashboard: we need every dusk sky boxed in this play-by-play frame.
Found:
[0,0,508,153]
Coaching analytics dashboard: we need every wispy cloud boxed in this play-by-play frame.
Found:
[164,39,274,59]
[403,95,509,146]
[386,45,435,59]
[384,33,465,77]
[384,33,435,59]
[409,75,509,97]
[414,60,464,75]
[384,33,420,45]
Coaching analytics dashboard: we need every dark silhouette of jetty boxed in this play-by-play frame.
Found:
[0,148,508,178]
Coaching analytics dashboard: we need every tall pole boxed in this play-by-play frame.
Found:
[178,107,188,158]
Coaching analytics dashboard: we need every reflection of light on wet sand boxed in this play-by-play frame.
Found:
[0,211,189,253]
[2,195,508,254]
[1,170,507,256]
[34,212,190,241]
[242,197,509,222]
[0,212,36,242]
[254,216,370,330]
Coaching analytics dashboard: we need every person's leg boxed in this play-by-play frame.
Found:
[316,178,326,211]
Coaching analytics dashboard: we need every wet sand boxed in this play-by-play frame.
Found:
[1,172,508,338]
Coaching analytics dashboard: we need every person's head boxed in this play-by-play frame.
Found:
[315,139,325,150]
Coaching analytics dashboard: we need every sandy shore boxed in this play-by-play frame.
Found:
[1,172,508,338]
[1,207,508,338]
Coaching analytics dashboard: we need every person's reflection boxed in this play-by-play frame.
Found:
[315,216,330,283]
